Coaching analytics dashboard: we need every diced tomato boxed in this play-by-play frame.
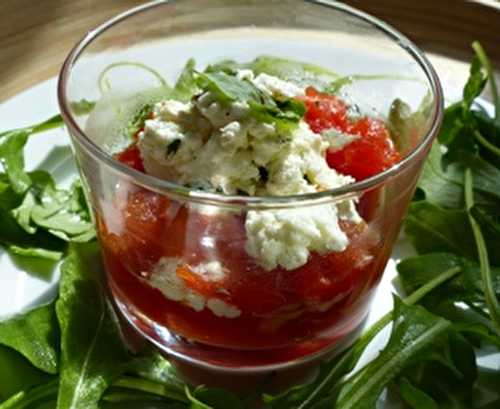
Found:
[299,87,401,181]
[300,86,349,133]
[325,118,401,180]
[115,143,145,173]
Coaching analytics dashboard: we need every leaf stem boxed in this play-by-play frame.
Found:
[472,41,499,125]
[0,379,58,409]
[464,168,500,333]
[474,129,500,158]
[111,376,188,403]
[98,62,169,94]
[296,265,461,409]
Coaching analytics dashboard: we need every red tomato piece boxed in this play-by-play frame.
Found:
[300,86,349,133]
[326,118,401,180]
[115,143,145,173]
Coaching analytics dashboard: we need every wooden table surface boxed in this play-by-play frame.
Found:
[1,0,499,103]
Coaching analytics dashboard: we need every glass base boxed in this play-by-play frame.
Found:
[113,294,367,375]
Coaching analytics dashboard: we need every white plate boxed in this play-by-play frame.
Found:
[0,72,498,406]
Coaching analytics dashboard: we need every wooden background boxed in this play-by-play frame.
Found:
[1,0,499,103]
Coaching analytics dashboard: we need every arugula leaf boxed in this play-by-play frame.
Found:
[70,100,95,116]
[417,144,500,208]
[388,95,433,155]
[396,332,477,409]
[0,345,54,402]
[11,173,95,243]
[264,265,462,409]
[0,378,58,409]
[0,302,59,374]
[196,71,261,104]
[129,352,184,389]
[397,377,439,409]
[0,130,31,194]
[0,114,67,195]
[185,387,246,409]
[397,253,500,305]
[125,103,154,139]
[56,243,131,409]
[250,56,339,90]
[0,206,65,260]
[196,70,305,132]
[174,59,199,101]
[471,204,500,236]
[0,115,63,140]
[109,376,187,405]
[405,201,476,258]
[334,297,451,409]
[472,42,499,127]
[463,55,487,114]
[464,168,500,333]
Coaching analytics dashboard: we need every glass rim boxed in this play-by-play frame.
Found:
[57,0,444,208]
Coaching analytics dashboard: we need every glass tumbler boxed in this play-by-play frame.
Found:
[58,0,443,372]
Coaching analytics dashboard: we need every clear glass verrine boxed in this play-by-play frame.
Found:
[58,0,443,372]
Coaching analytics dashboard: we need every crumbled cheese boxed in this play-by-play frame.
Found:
[245,205,349,271]
[236,69,255,81]
[154,100,192,122]
[139,69,363,271]
[149,257,241,317]
[321,128,360,151]
[149,257,205,311]
[190,261,226,281]
[252,73,305,98]
[195,92,248,127]
[219,121,247,150]
[207,298,241,318]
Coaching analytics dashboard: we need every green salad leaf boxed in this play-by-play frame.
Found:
[206,55,339,91]
[195,69,306,132]
[387,94,433,155]
[0,346,55,403]
[56,243,131,409]
[417,144,500,208]
[173,59,199,101]
[334,298,451,409]
[0,302,59,374]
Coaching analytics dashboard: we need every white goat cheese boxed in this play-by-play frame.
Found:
[138,69,362,271]
[149,257,241,317]
[190,261,226,281]
[321,128,360,151]
[252,73,305,98]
